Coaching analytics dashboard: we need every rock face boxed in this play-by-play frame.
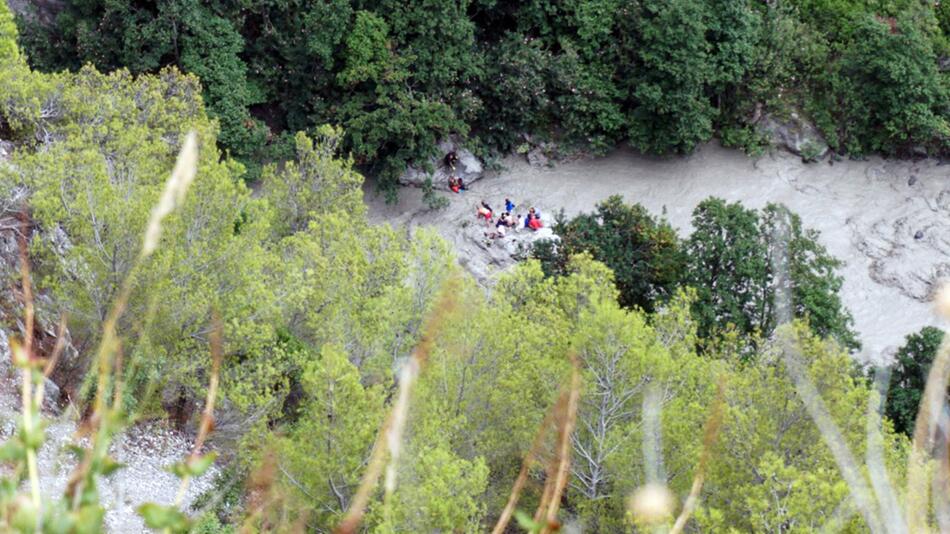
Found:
[0,204,81,412]
[0,140,12,162]
[398,138,484,190]
[0,329,62,413]
[458,215,558,281]
[527,144,553,167]
[758,112,830,161]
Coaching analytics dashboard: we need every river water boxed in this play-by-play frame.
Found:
[366,142,950,364]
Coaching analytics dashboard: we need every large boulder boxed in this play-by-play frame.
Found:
[758,111,829,161]
[398,138,484,190]
[454,209,558,283]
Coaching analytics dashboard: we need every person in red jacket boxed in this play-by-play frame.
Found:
[528,214,543,230]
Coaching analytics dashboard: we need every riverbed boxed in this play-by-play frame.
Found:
[365,142,950,364]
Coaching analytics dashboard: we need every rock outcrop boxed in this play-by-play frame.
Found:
[444,208,558,283]
[0,202,81,413]
[0,140,12,162]
[398,138,484,190]
[758,111,830,161]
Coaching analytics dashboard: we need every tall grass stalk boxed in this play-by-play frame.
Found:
[778,327,886,533]
[669,378,724,534]
[906,315,950,532]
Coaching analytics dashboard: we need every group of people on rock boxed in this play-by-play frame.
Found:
[442,150,542,239]
[478,199,543,239]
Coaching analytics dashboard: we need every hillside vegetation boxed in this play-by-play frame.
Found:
[11,0,950,188]
[2,1,949,533]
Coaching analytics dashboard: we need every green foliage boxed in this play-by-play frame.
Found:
[762,204,857,350]
[0,0,19,64]
[627,0,715,154]
[0,5,937,533]
[421,177,450,210]
[836,15,950,155]
[700,323,906,531]
[262,126,365,237]
[535,197,855,352]
[686,198,768,343]
[338,11,392,87]
[885,326,945,436]
[16,0,267,176]
[275,345,386,526]
[369,444,489,532]
[939,1,950,39]
[687,198,857,350]
[534,196,684,312]
[14,0,950,195]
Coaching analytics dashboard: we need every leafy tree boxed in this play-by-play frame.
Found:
[13,0,950,193]
[686,198,769,341]
[884,326,945,436]
[836,14,950,155]
[0,0,19,64]
[761,204,857,350]
[368,443,489,532]
[234,0,353,132]
[533,195,684,312]
[471,33,558,152]
[17,0,268,174]
[626,0,715,154]
[687,198,856,350]
[0,63,288,410]
[262,127,365,237]
[700,322,906,531]
[275,344,386,527]
[939,0,950,38]
[568,293,716,531]
[335,10,466,197]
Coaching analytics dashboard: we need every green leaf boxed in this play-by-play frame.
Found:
[100,455,124,476]
[185,451,218,477]
[73,505,104,534]
[168,461,190,479]
[514,509,542,532]
[0,439,24,461]
[137,503,191,532]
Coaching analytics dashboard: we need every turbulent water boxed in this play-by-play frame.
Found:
[366,142,950,364]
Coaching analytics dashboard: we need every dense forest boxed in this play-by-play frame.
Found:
[2,0,950,533]
[11,0,950,190]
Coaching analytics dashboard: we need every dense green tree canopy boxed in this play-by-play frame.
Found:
[12,0,950,191]
[687,199,857,350]
[534,196,856,351]
[885,326,946,437]
[534,195,684,312]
